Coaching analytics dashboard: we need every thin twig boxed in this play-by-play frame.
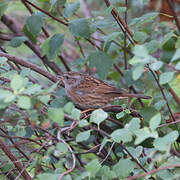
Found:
[100,142,115,164]
[124,0,128,69]
[0,138,32,180]
[104,0,136,45]
[148,66,175,121]
[126,164,180,180]
[91,126,147,173]
[0,52,58,82]
[166,0,180,32]
[22,0,68,26]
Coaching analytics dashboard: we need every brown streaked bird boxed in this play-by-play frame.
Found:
[60,72,151,109]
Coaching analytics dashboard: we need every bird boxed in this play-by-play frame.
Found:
[59,71,151,109]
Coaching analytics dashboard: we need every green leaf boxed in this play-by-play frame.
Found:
[130,12,158,26]
[63,2,80,18]
[41,38,50,56]
[145,40,159,54]
[157,169,174,180]
[117,6,127,13]
[159,72,174,85]
[162,31,174,45]
[132,64,144,80]
[50,0,66,8]
[111,128,132,143]
[90,109,108,126]
[71,108,81,120]
[48,33,64,59]
[175,37,180,48]
[154,131,179,151]
[171,48,180,62]
[17,96,31,109]
[133,45,149,58]
[48,108,64,126]
[38,95,51,104]
[76,130,91,142]
[0,2,8,18]
[85,159,101,177]
[149,113,161,131]
[176,62,180,70]
[135,127,158,145]
[134,31,148,43]
[105,5,113,14]
[56,142,68,153]
[87,51,113,79]
[98,165,116,179]
[41,34,64,59]
[150,61,163,70]
[113,159,134,178]
[10,74,24,91]
[26,14,44,36]
[23,84,42,95]
[9,36,28,47]
[103,32,121,51]
[126,146,143,158]
[78,119,89,127]
[64,102,74,114]
[0,57,8,65]
[128,118,141,133]
[140,107,158,123]
[0,90,15,103]
[69,18,92,38]
[23,24,37,43]
[37,173,59,180]
[116,111,125,119]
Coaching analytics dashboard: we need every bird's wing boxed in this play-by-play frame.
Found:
[73,76,115,94]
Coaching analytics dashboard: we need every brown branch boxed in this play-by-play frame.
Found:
[169,88,180,107]
[1,15,63,75]
[0,77,11,83]
[57,131,76,180]
[21,0,50,38]
[0,138,32,180]
[21,0,71,73]
[58,55,71,72]
[104,0,136,45]
[0,52,58,83]
[158,119,180,128]
[0,128,30,161]
[166,0,180,32]
[126,164,180,180]
[148,66,175,121]
[124,0,128,69]
[22,0,68,26]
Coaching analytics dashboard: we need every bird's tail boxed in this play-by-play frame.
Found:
[121,93,152,99]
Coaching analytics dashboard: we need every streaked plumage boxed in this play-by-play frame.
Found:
[60,72,151,109]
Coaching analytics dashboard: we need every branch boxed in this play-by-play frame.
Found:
[1,15,63,75]
[126,164,180,180]
[166,0,180,32]
[0,52,58,83]
[0,138,32,180]
[22,0,68,26]
[148,66,175,121]
[104,0,136,45]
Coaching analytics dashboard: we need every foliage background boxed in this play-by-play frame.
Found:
[0,0,180,179]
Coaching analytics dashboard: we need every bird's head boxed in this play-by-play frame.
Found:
[60,72,82,88]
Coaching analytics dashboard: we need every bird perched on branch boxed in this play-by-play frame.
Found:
[59,71,151,109]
